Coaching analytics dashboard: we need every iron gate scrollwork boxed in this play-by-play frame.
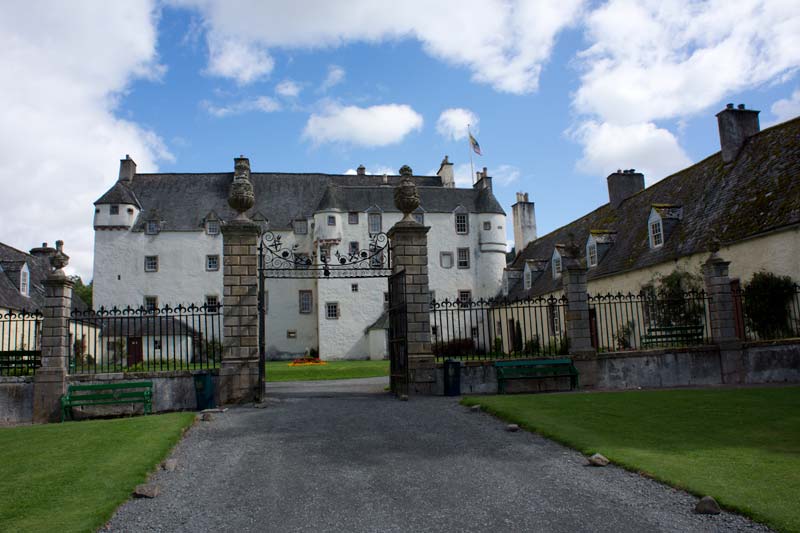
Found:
[388,270,409,396]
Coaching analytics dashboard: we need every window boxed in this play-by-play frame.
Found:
[326,302,339,320]
[319,245,331,264]
[349,241,360,255]
[413,212,424,225]
[348,212,359,224]
[650,220,664,248]
[471,327,479,338]
[206,255,219,271]
[368,213,382,234]
[294,219,308,235]
[205,295,219,313]
[153,339,162,351]
[144,296,158,313]
[457,248,470,269]
[327,215,336,226]
[483,221,491,231]
[440,252,454,269]
[458,290,472,304]
[286,330,297,339]
[587,241,598,267]
[19,266,29,297]
[110,205,119,215]
[552,251,561,279]
[206,220,220,235]
[351,283,359,293]
[299,290,313,314]
[524,269,532,290]
[145,221,159,235]
[144,255,158,272]
[455,213,469,234]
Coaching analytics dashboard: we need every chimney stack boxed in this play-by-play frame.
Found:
[119,154,136,182]
[607,169,644,208]
[716,103,760,163]
[357,164,366,176]
[473,167,492,191]
[437,155,455,188]
[512,192,536,255]
[29,242,56,258]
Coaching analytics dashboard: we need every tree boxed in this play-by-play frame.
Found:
[68,275,92,308]
[743,272,796,339]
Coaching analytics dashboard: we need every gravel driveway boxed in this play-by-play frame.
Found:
[106,384,771,532]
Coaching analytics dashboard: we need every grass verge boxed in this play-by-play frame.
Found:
[265,359,389,382]
[462,387,800,532]
[0,412,195,533]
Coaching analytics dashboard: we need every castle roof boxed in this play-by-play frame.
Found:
[508,115,800,298]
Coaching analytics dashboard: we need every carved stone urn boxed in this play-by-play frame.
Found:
[394,165,420,223]
[50,240,69,278]
[228,156,255,217]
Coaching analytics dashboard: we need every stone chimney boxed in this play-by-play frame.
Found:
[29,242,56,258]
[119,154,136,182]
[512,192,536,255]
[437,155,455,188]
[357,164,366,176]
[716,103,760,163]
[607,169,644,208]
[473,167,492,192]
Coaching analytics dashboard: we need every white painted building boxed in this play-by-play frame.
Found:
[92,156,511,360]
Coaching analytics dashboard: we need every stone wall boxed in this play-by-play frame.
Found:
[0,377,34,426]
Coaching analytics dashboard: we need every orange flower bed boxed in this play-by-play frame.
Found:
[288,357,327,367]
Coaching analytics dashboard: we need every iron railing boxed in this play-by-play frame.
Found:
[431,296,569,361]
[0,309,42,376]
[588,290,711,351]
[68,304,223,373]
[732,283,800,341]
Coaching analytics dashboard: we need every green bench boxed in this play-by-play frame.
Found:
[61,381,153,422]
[495,358,579,394]
[641,325,704,348]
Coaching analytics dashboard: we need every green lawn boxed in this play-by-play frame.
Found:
[0,412,195,533]
[463,387,800,532]
[265,359,389,382]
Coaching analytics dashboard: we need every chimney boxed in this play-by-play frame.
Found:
[357,164,366,176]
[437,155,455,188]
[607,169,644,208]
[716,103,760,163]
[473,167,492,192]
[512,192,536,255]
[119,154,136,182]
[29,242,56,258]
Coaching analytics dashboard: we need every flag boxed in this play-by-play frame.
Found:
[469,132,482,156]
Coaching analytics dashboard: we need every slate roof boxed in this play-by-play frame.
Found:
[0,242,88,313]
[94,172,504,231]
[509,116,800,298]
[99,316,198,337]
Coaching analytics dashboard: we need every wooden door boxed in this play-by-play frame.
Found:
[127,337,143,366]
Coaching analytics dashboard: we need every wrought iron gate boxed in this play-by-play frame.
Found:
[388,270,409,396]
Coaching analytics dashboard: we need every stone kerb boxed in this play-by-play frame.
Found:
[219,220,261,404]
[563,265,595,356]
[387,221,436,394]
[32,275,74,423]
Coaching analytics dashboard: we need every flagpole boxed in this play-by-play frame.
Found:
[468,124,475,185]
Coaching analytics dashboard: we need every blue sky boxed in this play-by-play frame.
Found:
[1,1,799,279]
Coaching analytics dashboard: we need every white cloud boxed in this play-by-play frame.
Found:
[770,88,800,124]
[571,121,692,183]
[303,103,423,147]
[205,33,274,85]
[171,0,584,94]
[202,95,281,117]
[0,1,171,279]
[436,108,478,141]
[275,79,302,97]
[320,65,345,92]
[343,165,395,175]
[492,164,521,186]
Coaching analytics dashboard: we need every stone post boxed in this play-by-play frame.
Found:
[219,220,261,404]
[563,264,595,356]
[703,252,744,383]
[33,241,72,423]
[388,221,436,394]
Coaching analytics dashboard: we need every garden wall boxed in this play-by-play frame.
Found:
[0,377,34,425]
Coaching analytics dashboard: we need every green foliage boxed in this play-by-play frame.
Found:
[0,413,194,532]
[615,321,635,350]
[493,337,504,354]
[68,275,92,308]
[544,335,570,355]
[743,272,797,339]
[643,269,704,327]
[462,387,800,533]
[524,336,540,355]
[513,322,523,352]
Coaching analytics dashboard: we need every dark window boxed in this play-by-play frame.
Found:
[348,212,359,224]
[294,219,308,235]
[351,283,359,292]
[326,302,339,320]
[299,290,313,314]
[110,205,119,215]
[349,241,360,255]
[455,213,468,234]
[144,256,158,272]
[205,295,219,313]
[206,221,220,235]
[368,213,382,234]
[327,215,336,226]
[483,221,491,231]
[145,221,159,235]
[457,248,470,269]
[144,296,158,313]
[206,255,219,271]
[413,212,424,225]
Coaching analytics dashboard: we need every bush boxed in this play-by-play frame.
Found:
[524,336,541,355]
[644,269,705,327]
[492,337,504,355]
[743,272,797,339]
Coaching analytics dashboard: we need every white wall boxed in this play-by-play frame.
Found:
[93,202,139,229]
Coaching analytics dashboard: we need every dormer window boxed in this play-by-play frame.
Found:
[206,220,220,235]
[587,239,598,267]
[524,269,532,290]
[110,205,119,215]
[648,211,664,249]
[455,213,468,234]
[294,219,308,235]
[552,250,562,279]
[20,264,29,297]
[145,221,160,235]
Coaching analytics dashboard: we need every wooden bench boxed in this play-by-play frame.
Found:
[641,325,704,348]
[61,381,153,422]
[494,358,579,394]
